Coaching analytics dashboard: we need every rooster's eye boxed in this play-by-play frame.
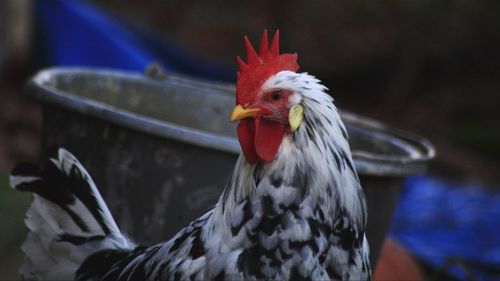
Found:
[271,90,282,101]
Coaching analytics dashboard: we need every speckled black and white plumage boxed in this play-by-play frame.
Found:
[12,71,370,281]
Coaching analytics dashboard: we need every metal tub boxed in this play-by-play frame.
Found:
[26,67,435,266]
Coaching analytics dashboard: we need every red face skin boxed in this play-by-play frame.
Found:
[255,89,293,125]
[237,89,293,164]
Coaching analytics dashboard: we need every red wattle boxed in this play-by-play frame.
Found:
[237,119,259,164]
[255,118,285,162]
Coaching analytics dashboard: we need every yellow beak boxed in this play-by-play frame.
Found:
[230,105,261,122]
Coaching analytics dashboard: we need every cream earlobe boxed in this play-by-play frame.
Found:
[288,104,304,132]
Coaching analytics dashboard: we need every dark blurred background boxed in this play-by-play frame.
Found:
[0,0,499,280]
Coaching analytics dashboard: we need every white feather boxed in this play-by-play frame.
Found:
[14,149,135,280]
[9,175,41,187]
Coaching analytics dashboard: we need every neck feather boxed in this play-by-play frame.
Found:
[210,72,366,235]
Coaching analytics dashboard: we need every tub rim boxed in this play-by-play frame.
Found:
[26,67,435,177]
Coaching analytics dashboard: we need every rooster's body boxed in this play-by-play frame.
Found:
[11,31,370,280]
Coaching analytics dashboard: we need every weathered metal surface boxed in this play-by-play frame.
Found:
[41,104,233,243]
[27,67,435,265]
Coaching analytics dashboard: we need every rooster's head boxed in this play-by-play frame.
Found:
[231,30,307,164]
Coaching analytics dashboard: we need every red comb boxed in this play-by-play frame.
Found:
[236,30,299,105]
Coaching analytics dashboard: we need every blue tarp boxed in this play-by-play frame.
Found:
[35,0,235,81]
[391,176,500,280]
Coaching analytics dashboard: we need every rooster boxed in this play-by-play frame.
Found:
[10,30,370,280]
